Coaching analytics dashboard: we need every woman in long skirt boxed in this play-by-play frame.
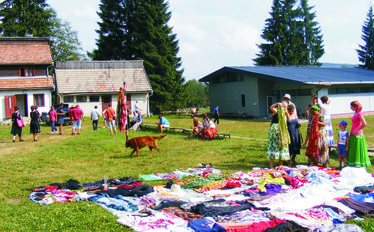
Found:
[267,101,290,168]
[347,101,371,167]
[305,105,329,166]
[320,96,334,146]
[287,104,301,166]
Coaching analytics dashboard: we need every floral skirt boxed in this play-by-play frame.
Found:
[267,124,290,161]
[305,129,329,165]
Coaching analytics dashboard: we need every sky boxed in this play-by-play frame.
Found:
[47,0,372,80]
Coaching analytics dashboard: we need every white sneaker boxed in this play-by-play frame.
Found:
[102,126,105,128]
[51,131,54,134]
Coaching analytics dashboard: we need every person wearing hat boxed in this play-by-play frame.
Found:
[302,94,321,146]
[283,94,298,119]
[305,105,329,166]
[347,101,371,167]
[337,120,349,168]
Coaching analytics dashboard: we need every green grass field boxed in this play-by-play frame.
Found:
[1,115,374,231]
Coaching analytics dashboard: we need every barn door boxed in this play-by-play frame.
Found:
[5,95,16,118]
[102,95,111,111]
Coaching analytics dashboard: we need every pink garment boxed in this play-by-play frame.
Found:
[49,110,57,122]
[351,112,363,135]
[72,107,84,120]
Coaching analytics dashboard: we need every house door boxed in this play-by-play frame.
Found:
[102,95,111,110]
[266,96,276,115]
[126,94,131,112]
[5,95,16,118]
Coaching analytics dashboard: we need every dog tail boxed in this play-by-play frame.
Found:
[153,134,167,140]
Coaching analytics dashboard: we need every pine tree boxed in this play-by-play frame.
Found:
[93,0,185,113]
[299,0,324,65]
[0,0,53,37]
[254,0,324,66]
[357,6,374,70]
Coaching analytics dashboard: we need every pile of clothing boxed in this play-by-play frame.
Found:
[29,166,374,232]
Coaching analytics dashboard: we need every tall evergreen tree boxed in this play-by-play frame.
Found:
[299,0,324,65]
[0,0,53,37]
[93,0,185,113]
[357,6,374,70]
[254,0,324,66]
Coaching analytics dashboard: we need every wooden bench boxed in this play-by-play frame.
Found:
[329,144,374,154]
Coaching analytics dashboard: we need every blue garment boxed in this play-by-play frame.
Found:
[188,217,226,232]
[159,117,169,126]
[51,121,58,132]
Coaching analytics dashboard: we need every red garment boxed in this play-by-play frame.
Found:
[221,218,287,232]
[72,107,84,120]
[105,108,115,121]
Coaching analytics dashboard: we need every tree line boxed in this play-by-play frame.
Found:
[0,0,373,112]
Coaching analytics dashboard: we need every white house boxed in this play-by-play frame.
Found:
[54,61,153,117]
[199,66,374,118]
[0,37,54,122]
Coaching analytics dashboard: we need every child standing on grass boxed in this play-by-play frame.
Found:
[337,120,349,168]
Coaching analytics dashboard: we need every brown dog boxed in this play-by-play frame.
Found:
[125,134,167,157]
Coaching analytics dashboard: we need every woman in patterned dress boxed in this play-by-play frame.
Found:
[267,101,290,168]
[305,105,329,166]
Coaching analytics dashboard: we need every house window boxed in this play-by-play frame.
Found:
[76,96,87,102]
[19,67,35,77]
[241,94,246,107]
[63,96,74,103]
[33,94,45,107]
[89,96,100,102]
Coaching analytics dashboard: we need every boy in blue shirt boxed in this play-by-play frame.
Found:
[156,114,170,133]
[337,120,349,168]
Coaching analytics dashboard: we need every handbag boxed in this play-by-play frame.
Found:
[17,117,24,127]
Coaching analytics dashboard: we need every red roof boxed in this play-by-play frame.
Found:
[0,38,53,64]
[0,77,54,90]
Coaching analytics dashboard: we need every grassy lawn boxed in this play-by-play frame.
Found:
[1,115,374,231]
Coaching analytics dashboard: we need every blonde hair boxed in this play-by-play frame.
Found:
[193,117,199,127]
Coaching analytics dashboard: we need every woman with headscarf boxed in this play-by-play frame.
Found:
[267,101,290,168]
[347,101,371,167]
[305,105,329,166]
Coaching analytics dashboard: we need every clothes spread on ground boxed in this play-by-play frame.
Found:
[28,166,374,232]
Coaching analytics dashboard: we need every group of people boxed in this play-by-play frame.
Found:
[11,105,41,142]
[10,101,146,141]
[190,113,218,140]
[267,93,371,169]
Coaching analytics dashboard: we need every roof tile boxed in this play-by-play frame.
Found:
[0,77,54,89]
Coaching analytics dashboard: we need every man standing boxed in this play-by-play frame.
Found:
[214,106,220,125]
[56,103,65,135]
[72,104,84,135]
[91,106,100,130]
[104,104,117,135]
[156,114,169,133]
[134,100,142,112]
